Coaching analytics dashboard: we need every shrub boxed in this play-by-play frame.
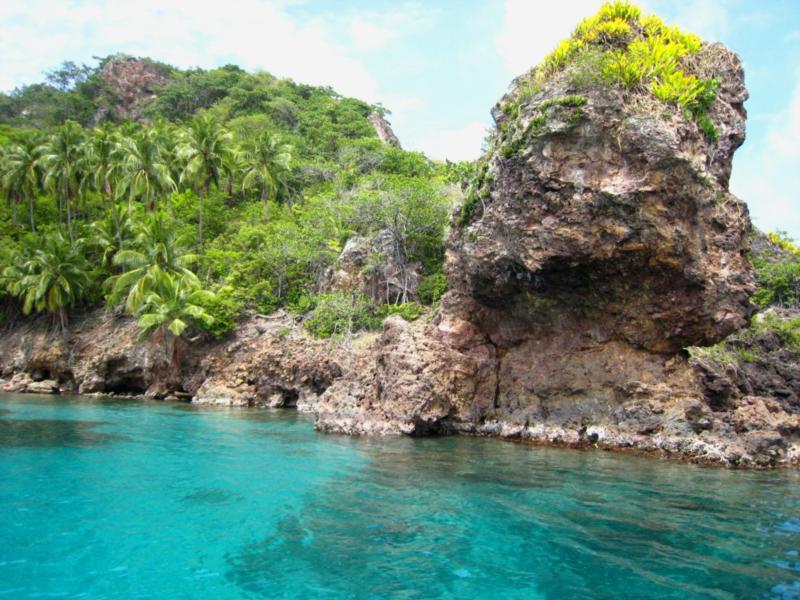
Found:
[198,285,242,338]
[504,2,720,140]
[303,292,378,338]
[768,231,800,257]
[752,312,800,353]
[752,259,800,308]
[379,302,424,321]
[417,271,448,304]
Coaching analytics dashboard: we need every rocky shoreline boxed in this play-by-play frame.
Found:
[1,304,798,468]
[3,35,799,469]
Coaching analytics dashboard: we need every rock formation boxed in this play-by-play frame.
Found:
[368,112,401,148]
[326,230,421,304]
[0,310,341,410]
[95,56,169,122]
[315,40,800,466]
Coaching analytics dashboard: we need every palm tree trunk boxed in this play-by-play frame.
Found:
[65,191,74,245]
[28,194,35,232]
[58,307,68,339]
[198,189,205,250]
[10,198,18,227]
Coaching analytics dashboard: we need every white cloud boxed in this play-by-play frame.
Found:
[0,0,426,107]
[731,67,800,239]
[495,0,603,77]
[413,121,490,162]
[349,17,398,51]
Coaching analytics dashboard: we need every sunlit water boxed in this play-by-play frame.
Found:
[1,393,799,599]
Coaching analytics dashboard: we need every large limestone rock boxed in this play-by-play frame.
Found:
[314,41,798,466]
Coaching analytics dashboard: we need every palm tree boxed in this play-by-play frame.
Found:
[152,119,184,187]
[118,128,176,213]
[85,126,121,204]
[179,114,231,249]
[37,121,88,244]
[2,138,41,232]
[7,234,91,334]
[136,269,215,367]
[241,131,292,205]
[221,148,245,207]
[86,203,134,269]
[106,212,198,312]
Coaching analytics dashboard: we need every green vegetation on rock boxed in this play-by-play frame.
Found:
[502,1,720,139]
[752,232,800,309]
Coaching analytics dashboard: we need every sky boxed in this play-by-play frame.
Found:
[1,0,799,238]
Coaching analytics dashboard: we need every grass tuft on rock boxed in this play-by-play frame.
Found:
[504,1,720,140]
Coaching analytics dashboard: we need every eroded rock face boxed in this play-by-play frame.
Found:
[326,230,421,304]
[314,45,796,466]
[0,310,342,411]
[367,112,401,148]
[97,57,169,122]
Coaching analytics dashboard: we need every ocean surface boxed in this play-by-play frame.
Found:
[0,392,798,599]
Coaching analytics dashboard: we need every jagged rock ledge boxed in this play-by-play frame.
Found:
[0,309,343,411]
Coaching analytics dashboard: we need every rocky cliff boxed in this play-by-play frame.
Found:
[0,310,342,410]
[314,31,799,465]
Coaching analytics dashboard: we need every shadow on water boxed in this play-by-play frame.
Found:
[0,416,123,448]
[225,437,800,600]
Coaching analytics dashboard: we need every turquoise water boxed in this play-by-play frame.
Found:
[0,394,799,599]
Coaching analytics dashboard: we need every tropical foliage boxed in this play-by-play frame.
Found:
[0,55,456,341]
[503,1,720,139]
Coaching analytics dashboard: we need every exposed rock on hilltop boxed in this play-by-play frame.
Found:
[316,9,799,466]
[95,56,170,122]
[367,112,401,148]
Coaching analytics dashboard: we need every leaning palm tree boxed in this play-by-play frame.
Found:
[118,128,176,213]
[2,138,42,232]
[8,234,91,334]
[241,131,292,205]
[37,121,88,244]
[106,212,198,312]
[179,114,231,249]
[136,268,215,368]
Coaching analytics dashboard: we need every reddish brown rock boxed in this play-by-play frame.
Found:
[0,310,342,410]
[314,44,800,467]
[96,56,170,122]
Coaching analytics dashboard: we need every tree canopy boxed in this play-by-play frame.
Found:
[0,55,464,342]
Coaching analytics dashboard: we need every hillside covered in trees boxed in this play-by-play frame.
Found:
[0,55,458,345]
